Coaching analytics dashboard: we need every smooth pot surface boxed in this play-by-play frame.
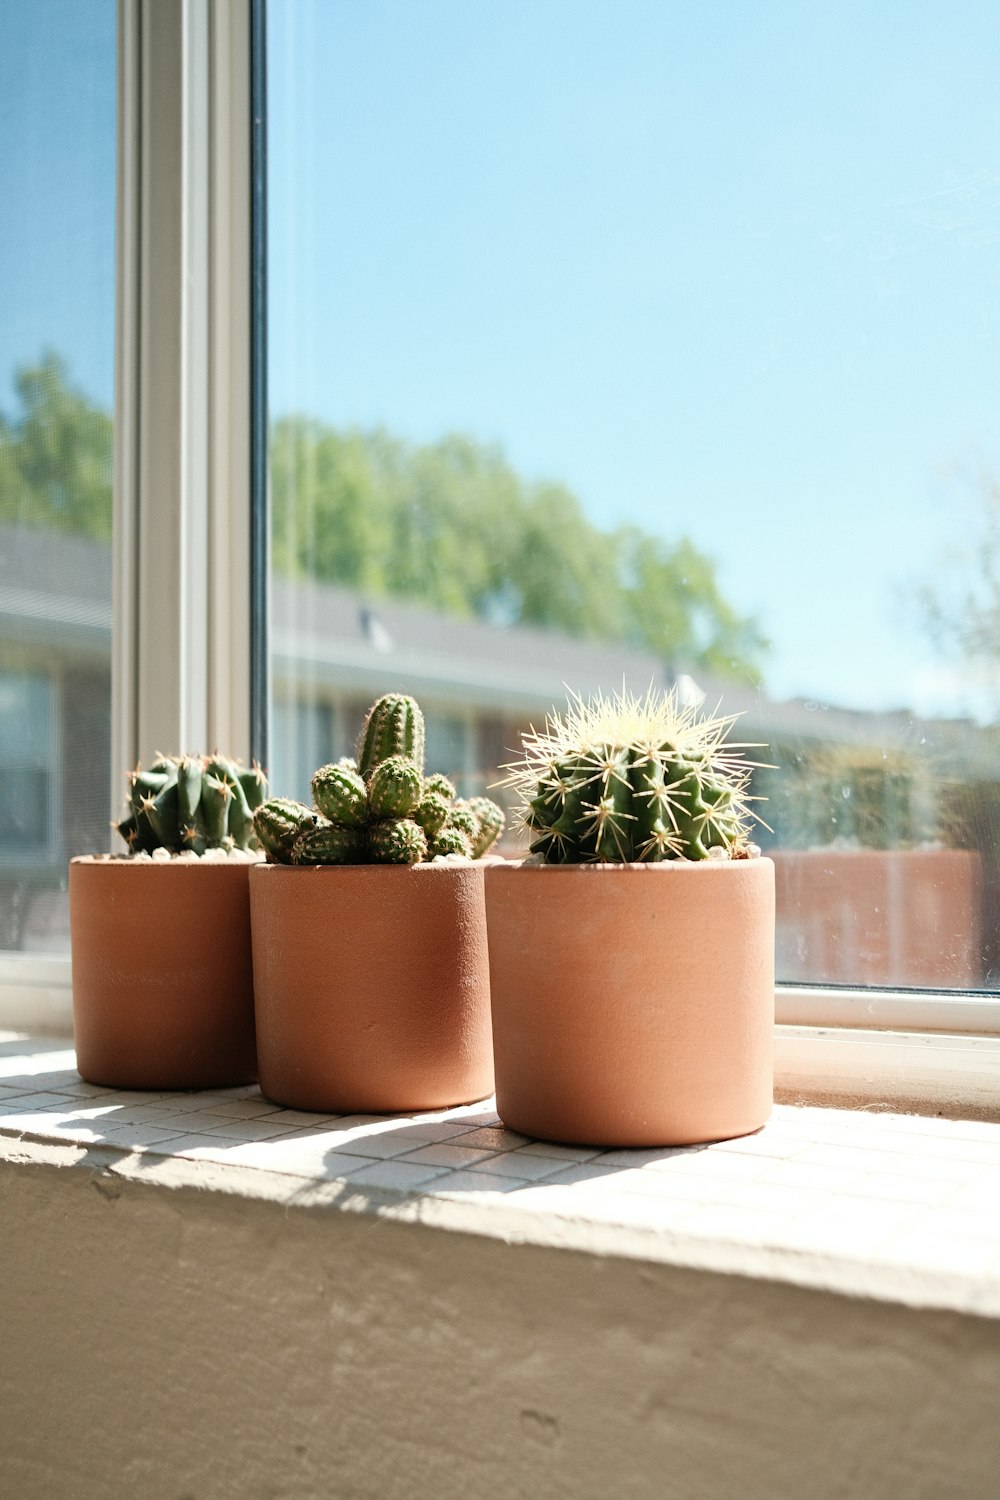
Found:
[69,857,258,1089]
[250,862,494,1113]
[485,858,775,1147]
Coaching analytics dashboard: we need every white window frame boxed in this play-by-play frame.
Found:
[4,0,1000,1121]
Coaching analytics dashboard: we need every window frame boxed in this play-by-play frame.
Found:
[4,0,1000,1119]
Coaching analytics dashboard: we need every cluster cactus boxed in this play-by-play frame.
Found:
[253,693,506,866]
[116,754,268,855]
[500,686,764,863]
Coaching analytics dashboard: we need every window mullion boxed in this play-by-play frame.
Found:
[113,0,254,790]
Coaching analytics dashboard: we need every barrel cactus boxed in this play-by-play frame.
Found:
[500,687,763,863]
[117,754,268,855]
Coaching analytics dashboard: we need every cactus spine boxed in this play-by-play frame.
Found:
[117,754,268,855]
[501,686,763,863]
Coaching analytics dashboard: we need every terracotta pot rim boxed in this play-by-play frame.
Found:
[489,856,772,874]
[70,854,258,870]
[250,860,488,877]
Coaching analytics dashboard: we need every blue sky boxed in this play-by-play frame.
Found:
[268,0,1000,717]
[0,0,116,408]
[4,1,1000,718]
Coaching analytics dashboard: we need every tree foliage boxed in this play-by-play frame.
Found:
[0,352,112,540]
[920,464,1000,692]
[2,355,768,683]
[272,417,768,682]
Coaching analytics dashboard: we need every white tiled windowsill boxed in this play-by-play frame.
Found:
[3,1029,1000,1320]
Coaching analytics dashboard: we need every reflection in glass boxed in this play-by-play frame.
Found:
[267,0,1000,990]
[0,0,116,952]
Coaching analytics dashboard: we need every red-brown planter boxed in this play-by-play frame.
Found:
[485,858,775,1147]
[250,862,494,1113]
[69,857,258,1090]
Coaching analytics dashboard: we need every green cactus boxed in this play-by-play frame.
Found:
[464,796,506,857]
[423,773,456,801]
[282,693,507,868]
[253,797,317,864]
[312,763,368,826]
[445,801,480,844]
[500,687,763,863]
[367,755,422,818]
[414,789,451,838]
[369,817,428,865]
[291,821,366,865]
[429,826,474,859]
[357,694,425,779]
[117,754,268,855]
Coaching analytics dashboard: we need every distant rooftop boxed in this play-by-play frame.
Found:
[2,524,997,771]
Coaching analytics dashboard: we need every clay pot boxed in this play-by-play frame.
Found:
[250,861,494,1113]
[485,858,775,1147]
[69,856,258,1090]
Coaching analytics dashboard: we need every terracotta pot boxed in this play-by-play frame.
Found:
[485,858,775,1147]
[250,862,494,1113]
[69,857,258,1090]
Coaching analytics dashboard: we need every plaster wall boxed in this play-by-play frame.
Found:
[2,1153,999,1500]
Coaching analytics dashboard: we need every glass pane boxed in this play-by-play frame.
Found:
[0,0,116,953]
[267,0,1000,990]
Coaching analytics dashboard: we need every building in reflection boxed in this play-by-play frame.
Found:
[3,523,999,987]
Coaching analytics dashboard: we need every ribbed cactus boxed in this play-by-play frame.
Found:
[253,798,317,863]
[367,755,423,819]
[268,693,505,867]
[291,820,366,865]
[117,754,268,855]
[429,826,473,859]
[368,817,428,865]
[414,789,451,838]
[312,763,368,826]
[357,694,425,779]
[464,796,506,858]
[500,687,762,863]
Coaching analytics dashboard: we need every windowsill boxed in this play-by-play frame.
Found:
[8,960,1000,1121]
[3,1030,1000,1318]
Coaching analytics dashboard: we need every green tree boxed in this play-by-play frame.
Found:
[272,415,767,683]
[2,356,767,683]
[0,352,112,539]
[919,465,1000,705]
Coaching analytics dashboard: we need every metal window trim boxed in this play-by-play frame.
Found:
[775,985,1000,1035]
[113,0,255,787]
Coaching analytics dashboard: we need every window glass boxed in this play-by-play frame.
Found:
[268,0,1000,990]
[0,0,116,953]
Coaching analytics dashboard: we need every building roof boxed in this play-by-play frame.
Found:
[2,524,998,773]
